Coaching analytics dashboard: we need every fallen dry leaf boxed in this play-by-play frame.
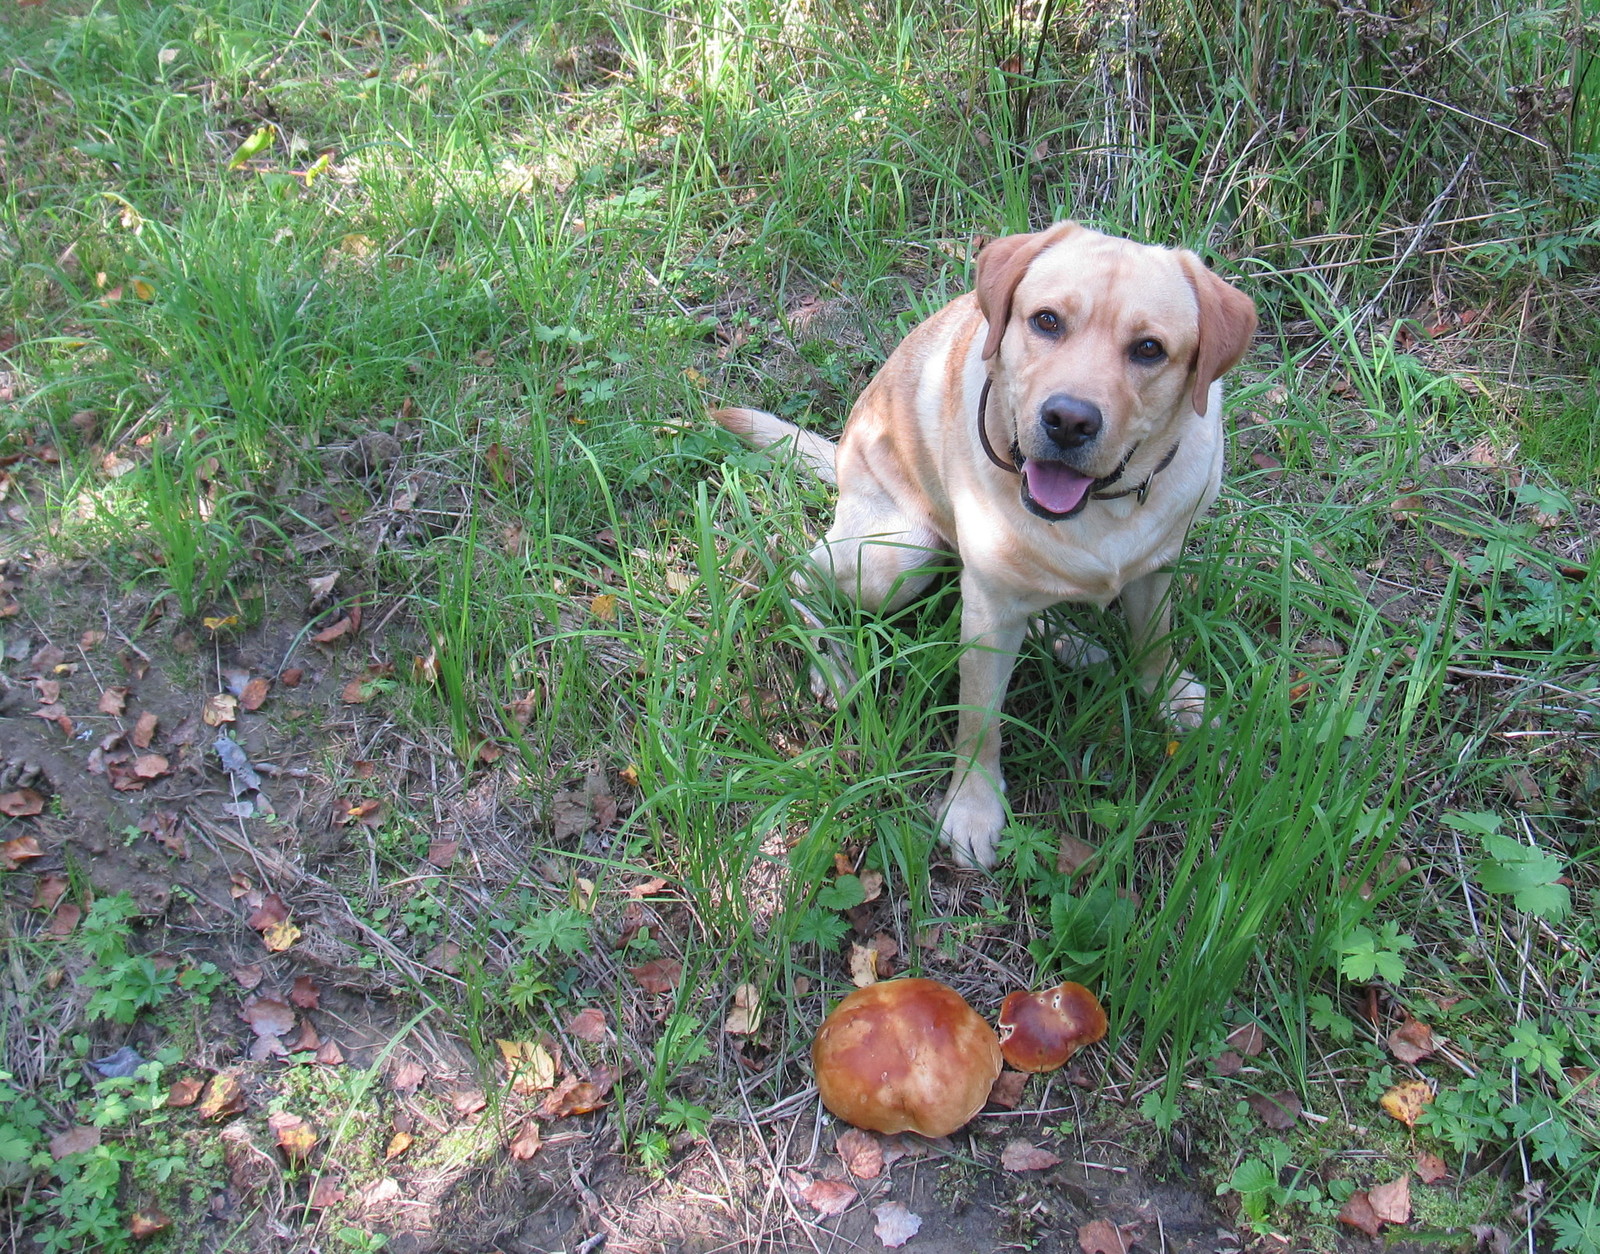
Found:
[873,1201,921,1249]
[426,839,457,868]
[32,871,69,910]
[232,964,264,990]
[1368,1174,1412,1225]
[245,890,291,932]
[539,1067,616,1119]
[1001,1139,1063,1172]
[1,835,44,868]
[268,1111,317,1163]
[508,1120,542,1161]
[1380,1078,1434,1127]
[497,1038,557,1094]
[1338,1190,1382,1237]
[1247,1090,1302,1131]
[46,902,81,936]
[723,982,763,1036]
[987,1069,1029,1110]
[307,1175,344,1208]
[1225,1023,1266,1056]
[262,920,300,952]
[799,1174,855,1216]
[197,1073,246,1119]
[385,1131,413,1160]
[568,1007,608,1043]
[240,677,270,711]
[626,876,668,899]
[132,754,169,779]
[1078,1218,1134,1254]
[166,1078,204,1108]
[848,942,880,988]
[50,1125,102,1159]
[98,686,128,716]
[1212,1050,1244,1077]
[127,1210,170,1239]
[1415,1151,1448,1184]
[0,788,46,817]
[629,958,681,994]
[289,975,320,1009]
[239,996,296,1040]
[312,614,356,644]
[837,1127,884,1180]
[1387,1015,1438,1064]
[315,1039,345,1066]
[390,1060,426,1092]
[201,692,237,725]
[450,1088,486,1117]
[590,593,618,621]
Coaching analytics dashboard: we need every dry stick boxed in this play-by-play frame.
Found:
[1351,152,1476,329]
[736,1076,827,1254]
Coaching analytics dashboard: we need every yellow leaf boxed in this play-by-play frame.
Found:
[683,367,708,386]
[1379,1078,1433,1127]
[129,278,156,301]
[589,593,618,622]
[202,615,239,631]
[261,920,301,952]
[385,1131,413,1160]
[497,1039,556,1094]
[300,152,332,186]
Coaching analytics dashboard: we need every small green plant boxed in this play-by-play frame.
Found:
[1443,811,1572,921]
[1334,920,1416,985]
[1216,1138,1332,1232]
[78,895,177,1024]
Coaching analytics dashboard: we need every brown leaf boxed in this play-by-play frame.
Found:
[0,788,45,817]
[315,1039,345,1066]
[289,975,321,1009]
[1057,833,1099,876]
[538,1070,613,1119]
[32,872,69,910]
[1368,1174,1411,1225]
[132,754,169,779]
[629,957,681,994]
[239,995,296,1039]
[873,1201,922,1249]
[197,1073,246,1120]
[1225,1023,1266,1057]
[848,942,880,988]
[336,797,385,828]
[232,964,264,990]
[1078,1219,1134,1254]
[507,1120,542,1160]
[46,902,81,936]
[1415,1151,1448,1184]
[1250,451,1284,480]
[268,1111,317,1163]
[1212,1050,1244,1077]
[385,1131,413,1160]
[50,1125,102,1159]
[307,1175,345,1208]
[1338,1191,1382,1238]
[127,1209,170,1239]
[246,893,289,931]
[166,1078,204,1108]
[626,876,668,899]
[450,1088,486,1117]
[1,835,44,868]
[1001,1139,1063,1172]
[286,1019,320,1054]
[987,1069,1029,1110]
[98,686,129,715]
[240,677,270,711]
[568,1007,608,1043]
[1380,1078,1433,1127]
[426,839,458,868]
[1247,1090,1302,1130]
[280,668,303,686]
[390,1060,426,1092]
[799,1174,855,1216]
[1387,1015,1438,1064]
[340,676,374,703]
[312,614,355,644]
[836,1127,884,1180]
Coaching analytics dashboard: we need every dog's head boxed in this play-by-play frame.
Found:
[976,222,1257,520]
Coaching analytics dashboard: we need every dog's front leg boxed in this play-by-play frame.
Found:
[1120,569,1207,729]
[936,578,1028,870]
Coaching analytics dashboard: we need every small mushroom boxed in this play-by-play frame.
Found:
[811,977,1002,1137]
[995,981,1107,1073]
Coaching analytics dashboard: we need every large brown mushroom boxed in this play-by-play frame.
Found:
[995,981,1107,1072]
[811,978,1002,1137]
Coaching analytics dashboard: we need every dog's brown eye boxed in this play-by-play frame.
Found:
[1131,338,1165,362]
[1030,311,1061,337]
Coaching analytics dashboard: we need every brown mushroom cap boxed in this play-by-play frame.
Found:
[811,978,1003,1137]
[995,981,1107,1073]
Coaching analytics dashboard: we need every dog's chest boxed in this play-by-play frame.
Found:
[956,508,1181,609]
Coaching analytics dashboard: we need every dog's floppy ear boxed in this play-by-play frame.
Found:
[1179,253,1257,417]
[976,222,1079,361]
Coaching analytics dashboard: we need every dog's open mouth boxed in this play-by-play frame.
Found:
[1019,458,1097,520]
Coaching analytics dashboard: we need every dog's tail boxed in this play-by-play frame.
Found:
[711,407,839,486]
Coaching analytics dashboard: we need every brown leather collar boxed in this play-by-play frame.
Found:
[976,378,1180,507]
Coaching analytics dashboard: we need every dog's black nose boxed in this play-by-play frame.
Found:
[1039,394,1103,449]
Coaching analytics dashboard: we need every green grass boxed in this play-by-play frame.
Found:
[1,0,1597,1249]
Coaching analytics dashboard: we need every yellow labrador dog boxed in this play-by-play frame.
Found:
[714,222,1256,869]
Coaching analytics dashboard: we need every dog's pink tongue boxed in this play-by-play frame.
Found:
[1023,460,1094,514]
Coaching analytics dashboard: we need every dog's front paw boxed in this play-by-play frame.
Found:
[1160,672,1210,731]
[935,778,1006,871]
